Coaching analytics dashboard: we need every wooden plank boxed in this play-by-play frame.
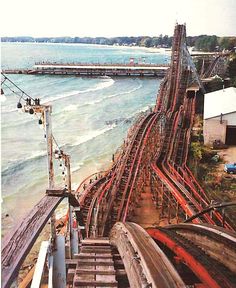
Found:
[73,278,117,287]
[65,259,78,266]
[80,248,112,254]
[1,195,64,288]
[76,269,116,275]
[79,245,111,249]
[74,254,113,259]
[18,266,35,288]
[76,261,114,266]
[81,238,110,245]
[69,268,126,276]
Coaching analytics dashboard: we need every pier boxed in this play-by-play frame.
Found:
[2,62,169,77]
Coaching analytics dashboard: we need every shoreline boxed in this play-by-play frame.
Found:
[2,41,171,54]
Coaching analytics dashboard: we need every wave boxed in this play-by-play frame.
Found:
[1,78,115,114]
[42,77,115,104]
[1,105,18,114]
[2,122,117,177]
[53,82,142,116]
[0,94,7,103]
[62,104,78,112]
[104,105,151,128]
[80,82,143,107]
[69,123,117,148]
[122,105,153,124]
[136,105,153,114]
[2,150,47,177]
[71,162,84,173]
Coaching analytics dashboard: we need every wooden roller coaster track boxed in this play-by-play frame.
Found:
[1,23,235,288]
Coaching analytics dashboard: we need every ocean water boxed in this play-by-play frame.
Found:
[1,42,169,234]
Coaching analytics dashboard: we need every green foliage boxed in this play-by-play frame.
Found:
[219,37,236,51]
[227,53,236,87]
[194,35,218,52]
[228,53,236,76]
[190,142,202,160]
[139,37,152,47]
[2,35,236,52]
[230,77,236,87]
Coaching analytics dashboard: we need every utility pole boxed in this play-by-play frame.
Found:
[44,105,54,189]
[44,105,57,248]
[24,101,57,247]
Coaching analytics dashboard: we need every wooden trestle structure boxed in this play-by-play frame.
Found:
[2,24,236,288]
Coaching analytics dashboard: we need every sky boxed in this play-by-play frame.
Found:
[1,0,236,37]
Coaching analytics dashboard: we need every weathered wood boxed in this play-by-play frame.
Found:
[75,261,114,266]
[110,222,186,288]
[74,254,113,259]
[76,269,116,275]
[1,195,64,288]
[81,238,110,245]
[18,266,35,288]
[73,278,118,287]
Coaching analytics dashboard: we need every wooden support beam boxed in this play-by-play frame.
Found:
[19,267,35,288]
[1,195,64,288]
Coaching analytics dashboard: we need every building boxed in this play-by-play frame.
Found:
[203,87,236,145]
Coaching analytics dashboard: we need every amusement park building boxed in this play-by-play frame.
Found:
[203,87,236,146]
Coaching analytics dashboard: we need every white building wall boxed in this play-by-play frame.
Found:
[203,119,227,145]
[212,112,236,126]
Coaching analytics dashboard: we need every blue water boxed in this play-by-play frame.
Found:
[1,42,169,234]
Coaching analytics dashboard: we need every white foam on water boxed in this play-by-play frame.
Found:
[42,77,115,104]
[62,104,78,112]
[71,123,117,147]
[71,162,84,173]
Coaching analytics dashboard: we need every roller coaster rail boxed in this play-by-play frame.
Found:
[1,23,236,288]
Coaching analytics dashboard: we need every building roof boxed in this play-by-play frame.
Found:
[204,87,236,119]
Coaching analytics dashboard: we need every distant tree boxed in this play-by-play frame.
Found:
[228,53,236,87]
[1,34,235,51]
[195,35,218,51]
[151,37,159,47]
[158,34,163,46]
[140,37,152,47]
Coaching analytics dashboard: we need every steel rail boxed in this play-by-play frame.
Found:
[122,113,161,221]
[110,222,185,288]
[151,104,205,222]
[86,174,116,237]
[78,176,106,206]
[149,27,232,228]
[203,55,222,78]
[184,201,236,223]
[147,228,235,288]
[75,170,108,194]
[161,99,216,224]
[151,162,201,222]
[165,223,236,246]
[117,113,158,221]
[99,113,155,235]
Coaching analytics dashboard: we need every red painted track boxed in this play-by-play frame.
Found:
[147,225,236,288]
[2,24,235,288]
[81,24,234,238]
